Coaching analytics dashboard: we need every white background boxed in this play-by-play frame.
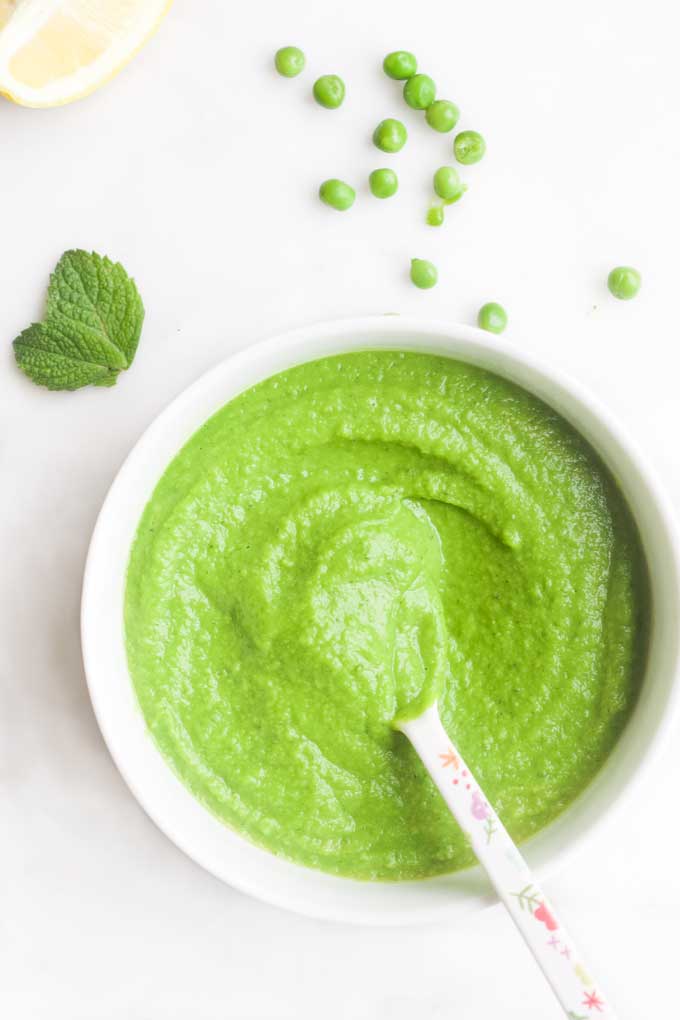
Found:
[2,1,679,1016]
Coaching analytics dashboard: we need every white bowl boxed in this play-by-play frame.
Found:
[81,316,680,925]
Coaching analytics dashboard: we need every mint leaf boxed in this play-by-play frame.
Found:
[12,323,119,390]
[13,250,144,391]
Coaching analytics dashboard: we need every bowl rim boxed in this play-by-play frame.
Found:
[81,315,680,925]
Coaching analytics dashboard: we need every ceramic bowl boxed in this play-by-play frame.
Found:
[81,316,680,924]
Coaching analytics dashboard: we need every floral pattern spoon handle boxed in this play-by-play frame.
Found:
[398,703,617,1019]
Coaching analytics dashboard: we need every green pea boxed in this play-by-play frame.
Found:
[426,204,445,227]
[478,302,508,334]
[373,118,408,153]
[454,130,486,164]
[433,165,464,202]
[274,46,306,78]
[319,179,356,211]
[369,168,399,199]
[410,258,438,289]
[425,100,459,133]
[313,74,346,109]
[403,73,436,110]
[607,266,641,300]
[383,51,417,80]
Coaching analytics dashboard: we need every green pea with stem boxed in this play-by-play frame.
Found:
[410,258,438,289]
[274,46,305,78]
[403,74,436,110]
[383,51,417,80]
[319,179,356,211]
[313,74,345,109]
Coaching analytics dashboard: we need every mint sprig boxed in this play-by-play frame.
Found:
[13,250,144,391]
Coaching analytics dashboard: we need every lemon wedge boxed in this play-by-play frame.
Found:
[0,0,172,107]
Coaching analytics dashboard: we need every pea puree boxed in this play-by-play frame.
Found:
[125,351,648,880]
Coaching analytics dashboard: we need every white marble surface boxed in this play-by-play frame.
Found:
[2,1,680,1016]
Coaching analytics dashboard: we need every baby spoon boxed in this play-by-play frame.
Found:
[398,702,617,1019]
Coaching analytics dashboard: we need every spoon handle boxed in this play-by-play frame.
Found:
[400,703,617,1019]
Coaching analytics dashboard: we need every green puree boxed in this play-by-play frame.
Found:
[125,351,648,880]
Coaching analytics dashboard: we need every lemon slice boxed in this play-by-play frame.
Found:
[0,0,172,107]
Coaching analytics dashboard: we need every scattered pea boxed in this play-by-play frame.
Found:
[410,258,438,289]
[319,179,356,211]
[373,118,408,152]
[403,73,436,110]
[454,130,486,164]
[433,165,464,202]
[274,46,305,78]
[607,266,641,300]
[426,204,445,227]
[478,302,508,333]
[313,74,346,109]
[425,100,459,133]
[369,168,399,199]
[383,51,417,80]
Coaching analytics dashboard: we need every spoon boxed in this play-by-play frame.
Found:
[398,701,617,1019]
